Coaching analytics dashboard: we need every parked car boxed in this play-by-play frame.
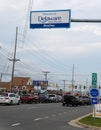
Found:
[48,94,57,103]
[20,94,37,104]
[62,94,80,106]
[33,93,39,104]
[79,96,91,105]
[56,95,63,102]
[0,92,20,105]
[38,94,51,103]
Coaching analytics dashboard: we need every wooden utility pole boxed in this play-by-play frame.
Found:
[9,27,19,92]
[62,80,67,92]
[42,71,50,81]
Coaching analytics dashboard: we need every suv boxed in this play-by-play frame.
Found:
[62,94,79,106]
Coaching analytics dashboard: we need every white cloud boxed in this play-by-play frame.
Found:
[72,25,101,36]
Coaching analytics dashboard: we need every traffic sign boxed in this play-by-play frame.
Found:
[91,98,98,104]
[90,88,99,98]
[92,73,97,88]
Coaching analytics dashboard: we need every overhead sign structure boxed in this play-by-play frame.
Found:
[92,73,97,88]
[30,9,71,29]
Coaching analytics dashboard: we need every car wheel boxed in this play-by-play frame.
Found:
[17,100,20,105]
[62,102,65,106]
[10,100,13,105]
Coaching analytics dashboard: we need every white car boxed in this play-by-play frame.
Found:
[0,93,20,105]
[49,94,57,103]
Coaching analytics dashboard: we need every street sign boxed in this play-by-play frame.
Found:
[91,98,98,104]
[90,88,99,98]
[30,9,71,29]
[92,73,97,88]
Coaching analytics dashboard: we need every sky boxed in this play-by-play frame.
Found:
[0,0,101,91]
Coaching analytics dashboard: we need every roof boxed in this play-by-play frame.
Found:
[12,77,32,86]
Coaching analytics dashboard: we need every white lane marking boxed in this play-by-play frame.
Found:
[34,116,49,121]
[12,123,21,127]
[34,118,43,121]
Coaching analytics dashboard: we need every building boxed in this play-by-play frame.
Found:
[0,77,34,92]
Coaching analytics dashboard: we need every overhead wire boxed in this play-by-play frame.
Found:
[23,33,70,73]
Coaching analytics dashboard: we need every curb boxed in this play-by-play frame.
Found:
[68,113,101,130]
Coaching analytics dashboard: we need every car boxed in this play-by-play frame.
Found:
[48,94,57,103]
[38,94,51,103]
[20,94,36,104]
[0,92,20,105]
[33,93,39,104]
[62,94,80,106]
[56,95,63,102]
[79,96,91,105]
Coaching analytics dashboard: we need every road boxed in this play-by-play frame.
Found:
[0,103,92,130]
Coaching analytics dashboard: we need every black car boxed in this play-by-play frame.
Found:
[62,94,79,106]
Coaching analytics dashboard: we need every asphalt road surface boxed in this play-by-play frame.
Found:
[0,103,92,130]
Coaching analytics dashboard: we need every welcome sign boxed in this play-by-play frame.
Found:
[30,9,71,29]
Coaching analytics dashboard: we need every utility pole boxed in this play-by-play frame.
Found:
[9,27,20,92]
[0,73,3,82]
[62,80,67,92]
[42,71,50,81]
[71,64,74,94]
[42,71,50,90]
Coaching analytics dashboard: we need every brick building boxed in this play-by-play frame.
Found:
[0,77,34,92]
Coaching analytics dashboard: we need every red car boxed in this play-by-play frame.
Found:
[20,94,37,104]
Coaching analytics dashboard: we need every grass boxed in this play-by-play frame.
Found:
[79,114,101,127]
